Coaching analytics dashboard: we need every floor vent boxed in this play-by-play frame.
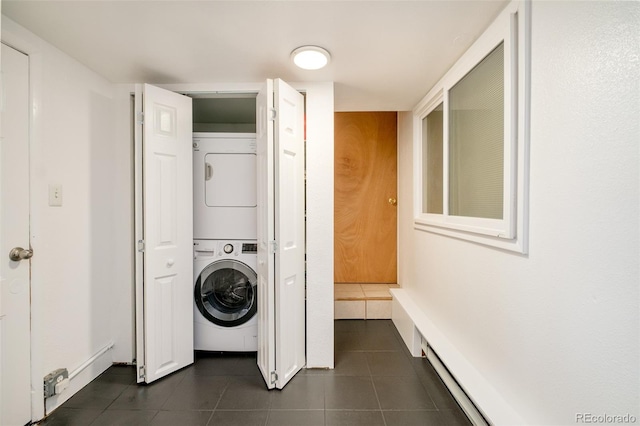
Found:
[422,340,490,426]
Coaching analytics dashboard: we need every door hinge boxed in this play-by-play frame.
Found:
[270,371,278,384]
[270,240,278,253]
[138,366,145,380]
[137,239,145,253]
[137,111,144,125]
[269,108,277,121]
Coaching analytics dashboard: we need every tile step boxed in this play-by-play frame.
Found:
[334,283,399,301]
[334,295,392,301]
[334,299,392,320]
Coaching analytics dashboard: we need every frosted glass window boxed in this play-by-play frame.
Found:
[449,42,504,219]
[413,1,529,252]
[422,103,443,214]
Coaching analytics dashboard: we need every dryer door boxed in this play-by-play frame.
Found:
[195,259,257,327]
[205,153,257,207]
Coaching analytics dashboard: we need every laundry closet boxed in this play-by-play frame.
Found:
[190,96,260,353]
[134,81,315,390]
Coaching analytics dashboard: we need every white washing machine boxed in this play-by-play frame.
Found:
[193,132,257,240]
[193,239,258,351]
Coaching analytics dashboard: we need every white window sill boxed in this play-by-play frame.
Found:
[414,219,527,254]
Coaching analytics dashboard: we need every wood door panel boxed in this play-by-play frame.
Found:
[334,112,397,283]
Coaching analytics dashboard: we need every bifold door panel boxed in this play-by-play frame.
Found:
[135,84,194,384]
[256,79,306,390]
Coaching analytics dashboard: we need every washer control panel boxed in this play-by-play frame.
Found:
[242,243,257,254]
[193,240,258,259]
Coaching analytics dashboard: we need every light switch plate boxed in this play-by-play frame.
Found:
[49,184,63,207]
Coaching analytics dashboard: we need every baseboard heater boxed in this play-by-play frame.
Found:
[422,339,490,426]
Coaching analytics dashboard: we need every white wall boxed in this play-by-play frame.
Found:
[110,84,136,363]
[301,82,335,368]
[397,1,639,424]
[2,16,118,418]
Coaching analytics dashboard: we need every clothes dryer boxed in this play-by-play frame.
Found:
[193,133,257,240]
[193,239,258,351]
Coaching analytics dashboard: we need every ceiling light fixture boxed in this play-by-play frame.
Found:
[291,46,331,70]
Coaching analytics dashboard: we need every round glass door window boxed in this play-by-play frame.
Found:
[195,259,257,327]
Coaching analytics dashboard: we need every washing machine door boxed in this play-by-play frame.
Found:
[195,259,257,327]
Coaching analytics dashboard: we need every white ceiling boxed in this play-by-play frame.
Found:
[2,0,507,111]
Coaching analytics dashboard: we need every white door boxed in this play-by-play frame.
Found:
[256,79,306,389]
[0,43,32,425]
[256,79,276,386]
[134,84,194,384]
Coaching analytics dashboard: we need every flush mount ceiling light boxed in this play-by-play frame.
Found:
[291,46,331,70]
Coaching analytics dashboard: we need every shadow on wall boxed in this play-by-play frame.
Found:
[89,91,117,353]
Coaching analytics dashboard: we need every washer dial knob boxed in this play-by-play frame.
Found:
[223,244,234,254]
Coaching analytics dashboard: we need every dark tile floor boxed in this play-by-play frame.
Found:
[38,320,470,426]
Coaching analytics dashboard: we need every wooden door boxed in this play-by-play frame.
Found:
[334,112,397,283]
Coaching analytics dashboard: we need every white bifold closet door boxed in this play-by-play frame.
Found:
[135,80,305,387]
[256,79,306,389]
[134,84,194,384]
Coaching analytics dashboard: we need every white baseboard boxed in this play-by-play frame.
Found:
[44,342,114,415]
[390,288,523,426]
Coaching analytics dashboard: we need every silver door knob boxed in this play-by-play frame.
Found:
[9,247,33,261]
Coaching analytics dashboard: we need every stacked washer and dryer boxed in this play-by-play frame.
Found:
[192,133,258,352]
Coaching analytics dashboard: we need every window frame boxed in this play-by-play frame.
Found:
[413,0,530,254]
